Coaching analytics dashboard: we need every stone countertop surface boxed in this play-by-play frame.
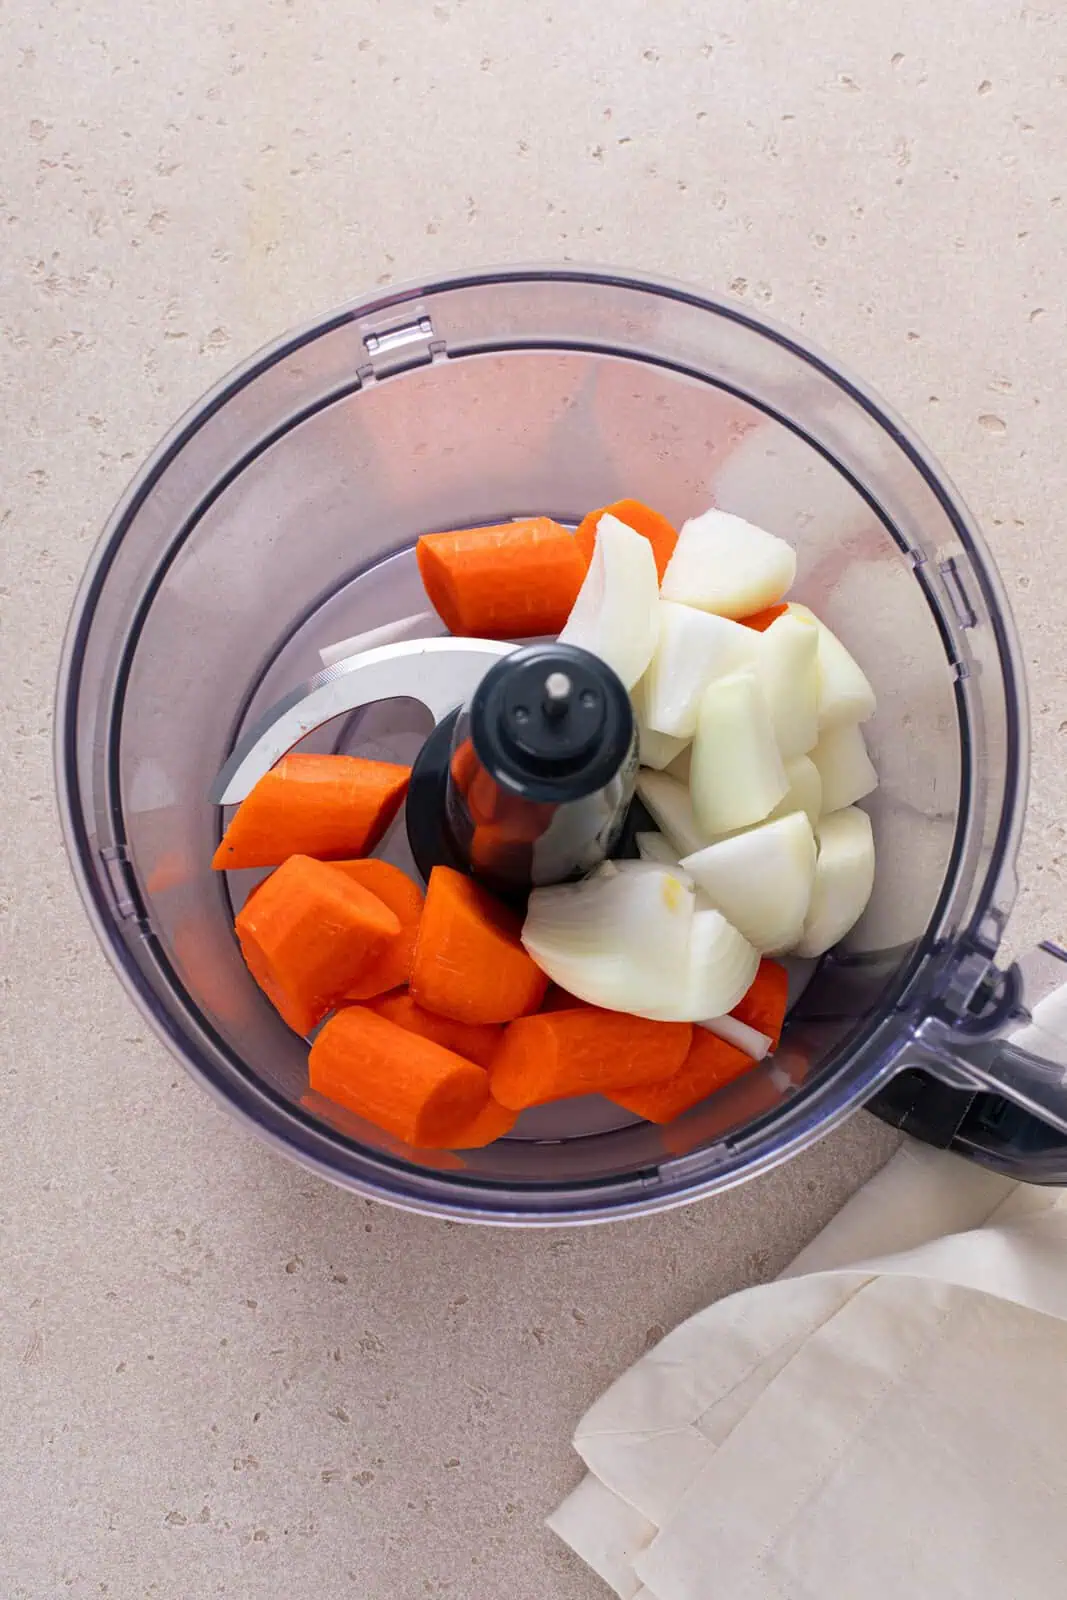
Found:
[2,2,1065,1596]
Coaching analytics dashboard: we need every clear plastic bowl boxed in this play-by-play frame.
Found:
[55,266,1032,1221]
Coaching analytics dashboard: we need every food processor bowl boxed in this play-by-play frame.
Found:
[55,266,1067,1222]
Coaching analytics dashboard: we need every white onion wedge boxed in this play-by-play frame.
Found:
[788,603,876,729]
[665,744,692,785]
[690,671,788,837]
[630,674,689,770]
[792,806,876,958]
[642,907,760,1022]
[522,861,696,1015]
[765,756,822,831]
[811,722,878,813]
[698,1014,773,1060]
[661,508,797,618]
[635,831,681,867]
[636,770,709,858]
[319,610,437,668]
[685,756,820,847]
[640,728,688,770]
[681,811,816,954]
[559,513,659,690]
[757,611,819,758]
[643,602,758,737]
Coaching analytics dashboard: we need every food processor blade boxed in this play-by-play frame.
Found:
[211,636,515,805]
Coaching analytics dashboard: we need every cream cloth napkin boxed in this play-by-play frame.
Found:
[550,1135,1067,1600]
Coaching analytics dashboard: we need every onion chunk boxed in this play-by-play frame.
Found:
[698,1014,773,1060]
[765,755,823,831]
[690,671,788,837]
[522,861,757,1022]
[630,673,690,770]
[682,811,816,954]
[661,508,797,618]
[559,513,660,690]
[811,722,878,814]
[793,806,876,958]
[757,610,819,758]
[641,906,760,1023]
[636,770,709,859]
[788,603,876,729]
[522,861,696,1016]
[643,601,758,738]
[635,831,682,867]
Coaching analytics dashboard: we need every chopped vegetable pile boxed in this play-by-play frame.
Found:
[213,499,877,1150]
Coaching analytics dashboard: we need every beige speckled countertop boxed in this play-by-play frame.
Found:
[3,3,1066,1596]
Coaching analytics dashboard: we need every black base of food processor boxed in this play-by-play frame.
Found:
[867,1074,1067,1184]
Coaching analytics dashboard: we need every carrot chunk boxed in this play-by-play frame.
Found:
[236,855,401,1034]
[465,765,502,826]
[416,518,586,638]
[327,860,425,1000]
[606,1030,755,1123]
[489,1008,691,1110]
[739,602,789,632]
[732,959,789,1048]
[410,866,548,1024]
[463,770,554,837]
[445,1096,518,1148]
[468,824,534,885]
[309,1006,489,1147]
[575,499,678,581]
[212,753,410,870]
[365,990,503,1068]
[449,737,480,797]
[459,761,554,883]
[299,1091,467,1170]
[468,803,554,884]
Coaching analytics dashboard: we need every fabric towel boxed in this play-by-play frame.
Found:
[550,1018,1067,1599]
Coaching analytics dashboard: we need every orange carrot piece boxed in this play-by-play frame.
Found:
[236,855,401,1035]
[739,602,789,632]
[469,824,534,885]
[490,1008,692,1110]
[606,1030,755,1123]
[416,518,586,639]
[463,766,554,839]
[450,737,480,797]
[410,866,549,1024]
[445,1096,518,1148]
[326,860,425,1000]
[468,796,554,882]
[299,1090,468,1170]
[213,753,410,870]
[146,850,188,896]
[575,499,678,581]
[465,765,501,826]
[732,959,789,1048]
[310,1006,488,1146]
[365,990,503,1068]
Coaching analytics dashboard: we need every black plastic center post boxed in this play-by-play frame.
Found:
[471,644,633,802]
[406,645,636,896]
